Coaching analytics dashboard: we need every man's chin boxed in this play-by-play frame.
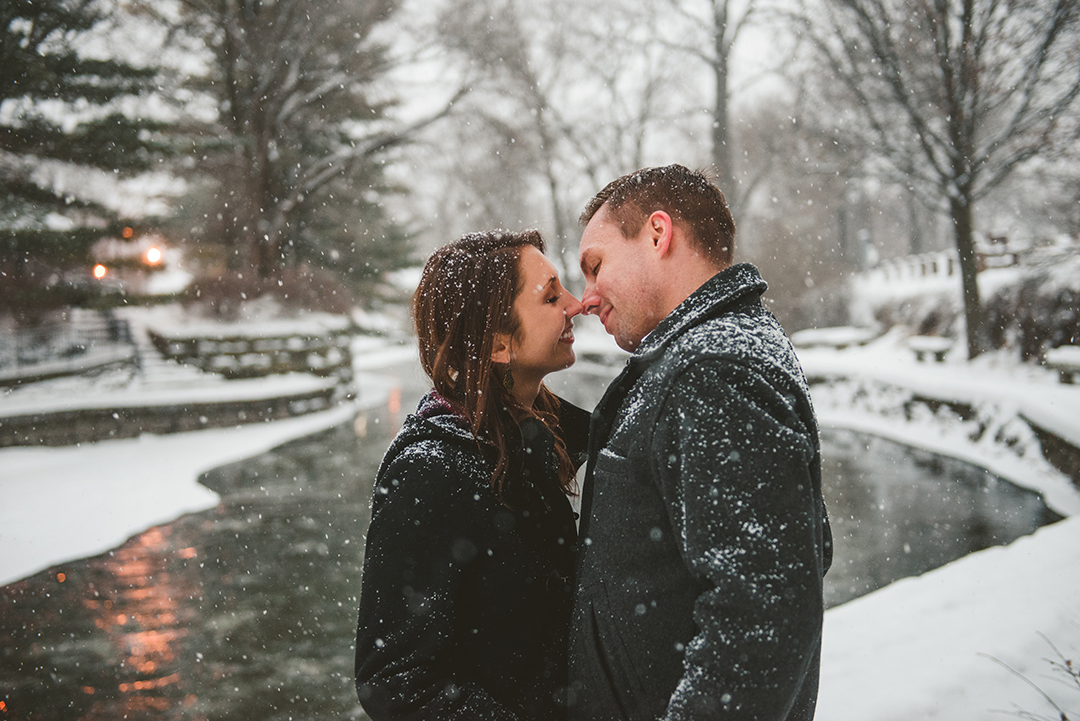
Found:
[613,334,640,353]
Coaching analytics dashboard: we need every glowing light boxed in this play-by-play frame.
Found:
[57,572,66,583]
[122,226,134,239]
[145,247,162,265]
[93,264,107,279]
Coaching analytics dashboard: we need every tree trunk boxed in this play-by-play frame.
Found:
[950,194,983,359]
[711,1,735,197]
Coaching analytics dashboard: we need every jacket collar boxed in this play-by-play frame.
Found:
[630,262,767,364]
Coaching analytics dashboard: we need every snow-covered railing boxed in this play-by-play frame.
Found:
[859,245,1019,289]
[147,319,354,382]
[865,250,958,284]
[0,309,136,385]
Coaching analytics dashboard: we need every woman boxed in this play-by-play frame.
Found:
[355,230,589,721]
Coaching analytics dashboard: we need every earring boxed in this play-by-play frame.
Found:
[502,364,515,394]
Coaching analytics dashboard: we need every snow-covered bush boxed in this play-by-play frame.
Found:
[986,247,1080,360]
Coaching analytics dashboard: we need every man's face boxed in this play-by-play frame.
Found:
[578,205,663,352]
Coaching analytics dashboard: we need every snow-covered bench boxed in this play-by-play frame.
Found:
[907,335,953,363]
[1044,345,1080,384]
[790,326,878,350]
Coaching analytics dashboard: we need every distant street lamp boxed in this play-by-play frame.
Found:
[93,264,107,279]
[145,247,162,265]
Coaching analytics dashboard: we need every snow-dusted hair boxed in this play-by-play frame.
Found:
[411,229,574,502]
[580,164,736,268]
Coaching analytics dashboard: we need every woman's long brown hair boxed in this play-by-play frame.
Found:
[411,230,575,503]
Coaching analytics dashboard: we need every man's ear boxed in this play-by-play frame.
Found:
[490,332,512,365]
[648,211,674,257]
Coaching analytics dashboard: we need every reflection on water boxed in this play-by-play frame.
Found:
[0,415,395,720]
[0,357,429,721]
[0,362,1063,718]
[820,428,1063,607]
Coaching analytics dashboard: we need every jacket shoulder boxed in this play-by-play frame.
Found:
[374,421,492,508]
[664,303,808,394]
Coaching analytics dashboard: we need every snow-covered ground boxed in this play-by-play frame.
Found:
[0,402,361,586]
[2,312,1078,719]
[799,330,1080,720]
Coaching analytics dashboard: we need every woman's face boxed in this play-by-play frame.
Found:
[507,246,583,389]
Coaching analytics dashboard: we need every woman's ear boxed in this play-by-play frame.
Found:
[490,333,512,365]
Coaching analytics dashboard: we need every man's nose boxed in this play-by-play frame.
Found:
[580,283,600,315]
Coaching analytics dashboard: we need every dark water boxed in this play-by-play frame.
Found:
[0,362,1063,719]
[820,428,1063,607]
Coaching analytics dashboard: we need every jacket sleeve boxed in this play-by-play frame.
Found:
[652,358,826,721]
[355,448,521,721]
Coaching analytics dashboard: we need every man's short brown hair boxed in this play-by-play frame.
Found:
[579,164,735,267]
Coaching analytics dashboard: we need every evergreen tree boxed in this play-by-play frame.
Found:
[0,0,169,284]
[175,0,434,294]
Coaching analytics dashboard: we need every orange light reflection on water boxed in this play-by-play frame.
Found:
[81,525,200,716]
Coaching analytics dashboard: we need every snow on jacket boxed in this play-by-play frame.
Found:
[567,263,833,721]
[355,391,590,721]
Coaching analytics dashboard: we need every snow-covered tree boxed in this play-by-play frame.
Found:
[174,0,449,289]
[0,0,170,288]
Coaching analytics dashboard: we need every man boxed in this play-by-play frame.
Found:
[568,165,832,721]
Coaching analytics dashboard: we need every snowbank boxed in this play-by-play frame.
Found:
[0,402,364,586]
[819,516,1080,721]
[804,332,1080,719]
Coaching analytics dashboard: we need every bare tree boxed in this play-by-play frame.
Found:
[429,0,685,280]
[798,0,1080,358]
[655,0,765,213]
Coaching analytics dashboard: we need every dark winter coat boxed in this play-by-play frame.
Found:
[567,263,833,721]
[355,391,590,721]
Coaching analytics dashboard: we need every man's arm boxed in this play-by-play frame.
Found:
[653,358,827,720]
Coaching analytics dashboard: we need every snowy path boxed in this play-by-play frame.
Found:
[0,402,368,587]
[818,515,1080,721]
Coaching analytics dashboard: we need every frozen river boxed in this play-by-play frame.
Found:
[0,362,1063,719]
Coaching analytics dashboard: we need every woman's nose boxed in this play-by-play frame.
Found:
[564,294,584,318]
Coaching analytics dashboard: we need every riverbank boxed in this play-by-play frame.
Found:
[800,331,1080,720]
[0,366,408,587]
